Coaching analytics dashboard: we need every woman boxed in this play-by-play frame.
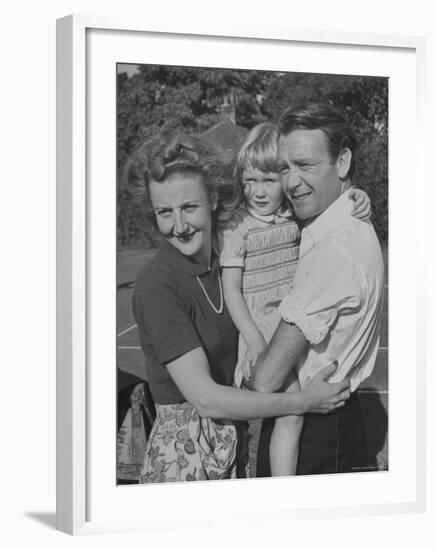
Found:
[130,130,350,483]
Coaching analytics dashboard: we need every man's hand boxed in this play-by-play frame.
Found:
[300,363,351,414]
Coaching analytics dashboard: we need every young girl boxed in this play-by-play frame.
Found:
[219,122,371,477]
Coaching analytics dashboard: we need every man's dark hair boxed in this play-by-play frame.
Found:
[278,103,358,178]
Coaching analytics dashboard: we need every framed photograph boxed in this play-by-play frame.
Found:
[56,14,426,535]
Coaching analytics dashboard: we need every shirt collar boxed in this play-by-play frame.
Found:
[245,204,295,224]
[300,191,353,258]
[160,238,218,276]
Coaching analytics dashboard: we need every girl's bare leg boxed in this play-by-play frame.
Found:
[269,377,303,477]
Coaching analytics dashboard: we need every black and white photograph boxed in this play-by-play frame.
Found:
[115,63,388,485]
[2,0,434,544]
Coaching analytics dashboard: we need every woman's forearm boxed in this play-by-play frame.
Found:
[166,347,348,422]
[198,382,307,420]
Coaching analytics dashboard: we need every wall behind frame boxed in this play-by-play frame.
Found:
[0,0,435,548]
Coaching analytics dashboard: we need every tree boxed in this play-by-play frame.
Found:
[116,65,275,246]
[117,65,275,175]
[117,67,388,246]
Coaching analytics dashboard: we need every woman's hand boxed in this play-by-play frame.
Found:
[300,363,351,414]
[349,188,371,220]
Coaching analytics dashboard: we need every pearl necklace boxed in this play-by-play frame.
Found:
[195,271,224,314]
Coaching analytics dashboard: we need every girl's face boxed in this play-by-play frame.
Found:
[242,167,285,216]
[149,171,217,265]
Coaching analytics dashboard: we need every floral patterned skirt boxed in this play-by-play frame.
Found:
[139,402,248,483]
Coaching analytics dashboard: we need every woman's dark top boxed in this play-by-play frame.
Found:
[132,239,238,405]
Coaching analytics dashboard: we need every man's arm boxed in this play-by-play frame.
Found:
[250,320,308,393]
[251,241,361,394]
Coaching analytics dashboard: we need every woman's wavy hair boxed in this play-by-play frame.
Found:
[278,102,358,178]
[121,129,239,232]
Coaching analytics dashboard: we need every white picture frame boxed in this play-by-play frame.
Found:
[56,14,427,535]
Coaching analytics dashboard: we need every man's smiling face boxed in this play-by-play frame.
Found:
[277,128,345,221]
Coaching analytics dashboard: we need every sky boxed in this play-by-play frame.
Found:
[117,63,139,77]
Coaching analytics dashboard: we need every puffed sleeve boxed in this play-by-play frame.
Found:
[133,274,202,365]
[278,243,362,345]
[218,209,249,268]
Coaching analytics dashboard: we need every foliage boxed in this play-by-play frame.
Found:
[117,66,388,246]
[117,66,275,246]
[117,66,273,174]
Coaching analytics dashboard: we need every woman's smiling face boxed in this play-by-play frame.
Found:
[149,171,216,265]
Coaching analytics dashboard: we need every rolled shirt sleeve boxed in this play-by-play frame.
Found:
[278,243,362,344]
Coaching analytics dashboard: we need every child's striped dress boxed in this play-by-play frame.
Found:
[219,205,300,386]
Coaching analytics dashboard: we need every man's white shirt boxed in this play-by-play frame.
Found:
[278,191,385,391]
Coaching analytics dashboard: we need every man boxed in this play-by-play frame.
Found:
[253,103,385,476]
